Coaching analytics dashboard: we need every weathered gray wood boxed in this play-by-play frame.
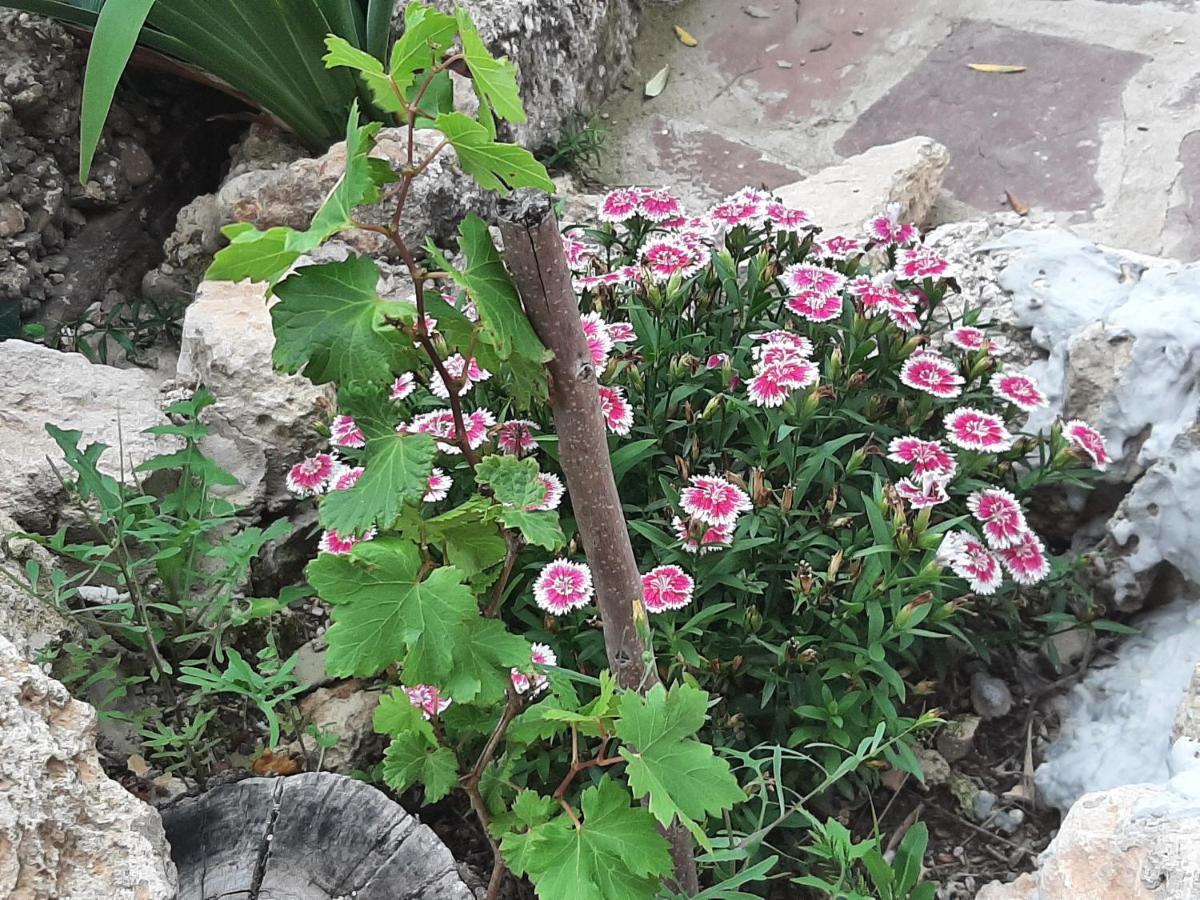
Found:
[162,772,477,899]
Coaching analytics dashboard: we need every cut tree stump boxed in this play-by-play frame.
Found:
[161,772,478,899]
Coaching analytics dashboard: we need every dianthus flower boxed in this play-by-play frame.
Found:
[937,532,1003,595]
[389,372,417,401]
[945,326,987,352]
[787,290,844,323]
[781,262,846,296]
[598,188,640,223]
[330,414,366,449]
[581,311,615,368]
[511,642,558,696]
[708,191,766,228]
[945,408,1015,452]
[637,188,682,222]
[598,385,633,435]
[897,246,950,279]
[992,371,1048,412]
[329,465,364,491]
[429,354,492,399]
[405,684,451,719]
[1064,420,1111,470]
[606,321,636,343]
[497,419,539,457]
[533,559,593,615]
[424,468,452,503]
[641,237,706,282]
[679,474,752,527]
[813,235,863,260]
[997,531,1051,585]
[672,515,735,554]
[887,436,957,480]
[562,236,598,270]
[967,488,1028,549]
[765,201,810,232]
[706,353,730,369]
[864,206,918,246]
[286,453,335,496]
[747,357,819,407]
[317,526,378,556]
[900,352,964,399]
[526,473,564,512]
[754,330,813,359]
[641,564,695,613]
[896,476,950,509]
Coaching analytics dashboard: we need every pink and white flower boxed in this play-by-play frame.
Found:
[887,436,957,480]
[945,326,987,352]
[706,353,730,369]
[945,407,1016,453]
[848,275,906,317]
[708,192,766,228]
[992,371,1048,412]
[886,299,921,332]
[638,188,682,222]
[787,291,844,323]
[641,564,695,613]
[900,352,964,399]
[754,330,814,359]
[813,235,863,261]
[581,312,615,368]
[864,207,918,246]
[680,474,752,527]
[563,237,598,270]
[1064,420,1111,470]
[765,202,810,231]
[404,684,451,719]
[598,188,640,223]
[526,472,564,512]
[329,465,365,491]
[406,408,494,454]
[672,515,735,554]
[318,527,377,556]
[497,419,539,457]
[390,372,417,401]
[511,642,558,696]
[462,409,496,450]
[897,246,950,279]
[997,531,1051,585]
[967,488,1028,549]
[937,532,1003,595]
[429,354,492,399]
[606,321,636,343]
[781,262,846,296]
[747,357,819,407]
[330,414,366,449]
[896,476,950,509]
[533,559,594,615]
[598,384,633,435]
[424,468,452,503]
[286,453,335,496]
[641,237,706,282]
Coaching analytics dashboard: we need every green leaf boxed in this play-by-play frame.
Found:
[441,616,530,705]
[271,254,416,387]
[429,214,549,365]
[476,454,546,508]
[319,431,436,534]
[427,501,508,577]
[433,112,554,193]
[382,731,458,802]
[307,539,475,679]
[323,34,402,113]
[455,7,526,123]
[496,508,564,551]
[374,686,435,738]
[501,778,673,900]
[44,425,122,513]
[79,0,156,182]
[615,683,744,847]
[389,2,458,90]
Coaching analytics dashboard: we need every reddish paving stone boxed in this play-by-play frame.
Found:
[1167,130,1200,261]
[649,118,803,198]
[837,21,1148,212]
[694,0,917,122]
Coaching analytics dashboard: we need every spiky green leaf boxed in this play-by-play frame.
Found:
[433,112,554,194]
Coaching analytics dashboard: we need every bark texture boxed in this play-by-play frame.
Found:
[498,190,699,895]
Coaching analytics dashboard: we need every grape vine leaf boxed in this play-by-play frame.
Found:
[496,508,564,551]
[307,539,475,679]
[433,113,554,194]
[501,778,672,900]
[271,254,417,388]
[475,455,546,508]
[455,8,526,124]
[323,36,403,114]
[375,688,458,802]
[207,103,392,285]
[421,497,507,577]
[389,3,458,91]
[319,430,436,534]
[615,682,745,847]
[441,616,530,706]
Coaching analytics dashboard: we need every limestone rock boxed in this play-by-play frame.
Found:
[407,0,638,151]
[977,783,1200,900]
[971,671,1014,720]
[0,634,177,899]
[1174,663,1200,745]
[286,680,382,774]
[0,514,73,661]
[0,341,171,532]
[176,280,332,513]
[937,714,980,763]
[773,137,949,236]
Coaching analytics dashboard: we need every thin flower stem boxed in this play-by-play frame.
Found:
[464,683,523,900]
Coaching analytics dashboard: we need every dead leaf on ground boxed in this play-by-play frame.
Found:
[126,753,151,778]
[644,64,670,99]
[967,63,1027,73]
[253,749,302,776]
[674,25,699,47]
[1006,190,1030,216]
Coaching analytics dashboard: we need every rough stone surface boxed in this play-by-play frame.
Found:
[0,340,172,532]
[937,714,980,763]
[0,514,73,661]
[977,782,1200,900]
[970,671,1014,720]
[285,680,382,774]
[1174,664,1200,744]
[0,634,177,899]
[407,0,638,151]
[177,279,332,513]
[772,137,948,236]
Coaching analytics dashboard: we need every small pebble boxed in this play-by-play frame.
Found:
[971,671,1014,719]
[973,789,997,821]
[776,60,793,69]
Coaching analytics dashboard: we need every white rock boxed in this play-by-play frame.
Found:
[1174,663,1200,744]
[0,341,172,532]
[0,514,73,661]
[177,279,333,513]
[0,634,177,899]
[977,782,1200,900]
[285,680,381,774]
[773,136,949,235]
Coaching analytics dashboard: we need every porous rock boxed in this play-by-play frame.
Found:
[0,340,172,532]
[0,634,177,899]
[1174,663,1200,744]
[0,513,73,661]
[773,136,949,236]
[285,680,382,774]
[176,279,332,513]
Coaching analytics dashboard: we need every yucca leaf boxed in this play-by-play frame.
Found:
[364,0,393,63]
[79,0,156,182]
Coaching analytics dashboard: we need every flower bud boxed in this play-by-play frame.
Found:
[847,370,870,392]
[701,394,724,420]
[625,364,644,391]
[826,549,844,581]
[745,605,762,632]
[898,335,926,358]
[846,446,867,474]
[780,484,795,513]
[827,347,843,381]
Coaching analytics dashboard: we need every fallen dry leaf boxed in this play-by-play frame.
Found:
[644,64,670,99]
[253,749,302,776]
[674,25,698,47]
[126,753,151,778]
[1006,190,1030,216]
[744,5,771,18]
[967,63,1027,73]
